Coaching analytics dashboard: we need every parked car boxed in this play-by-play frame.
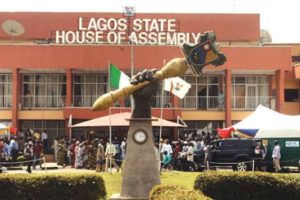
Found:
[195,138,265,171]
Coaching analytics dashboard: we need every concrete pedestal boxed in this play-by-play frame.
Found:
[110,118,160,199]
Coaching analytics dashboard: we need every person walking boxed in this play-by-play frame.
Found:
[96,139,105,172]
[272,140,281,172]
[24,141,34,173]
[33,141,43,170]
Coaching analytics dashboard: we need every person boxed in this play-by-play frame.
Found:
[33,141,43,170]
[218,90,224,110]
[57,137,67,167]
[33,130,41,143]
[160,139,173,157]
[113,137,121,166]
[203,142,212,170]
[24,141,34,173]
[161,151,172,172]
[96,139,105,172]
[0,138,4,162]
[186,142,195,171]
[272,140,281,172]
[74,141,85,169]
[105,142,120,172]
[53,137,59,162]
[86,140,97,170]
[9,136,19,162]
[120,137,127,162]
[68,139,76,168]
[41,130,48,153]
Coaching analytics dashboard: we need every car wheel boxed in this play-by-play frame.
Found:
[233,162,249,171]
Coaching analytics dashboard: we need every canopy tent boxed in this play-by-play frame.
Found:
[71,112,187,128]
[231,105,300,138]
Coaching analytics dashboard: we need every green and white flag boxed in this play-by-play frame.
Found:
[109,63,131,89]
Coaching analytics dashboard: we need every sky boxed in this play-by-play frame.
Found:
[1,0,299,43]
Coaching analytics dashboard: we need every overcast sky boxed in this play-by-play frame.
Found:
[1,0,299,43]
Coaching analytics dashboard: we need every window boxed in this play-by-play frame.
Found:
[231,75,271,110]
[180,75,224,109]
[22,74,66,108]
[0,74,12,108]
[73,73,107,107]
[284,89,299,102]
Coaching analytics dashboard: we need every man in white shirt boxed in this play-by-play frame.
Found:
[105,142,120,172]
[160,139,173,156]
[272,140,281,172]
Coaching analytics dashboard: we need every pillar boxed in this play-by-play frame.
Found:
[276,70,285,112]
[225,69,232,127]
[116,118,160,199]
[12,68,20,129]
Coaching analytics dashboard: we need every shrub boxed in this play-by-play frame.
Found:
[0,173,106,200]
[194,171,300,200]
[150,184,211,200]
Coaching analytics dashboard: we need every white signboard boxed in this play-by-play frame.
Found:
[55,17,201,45]
[285,141,299,147]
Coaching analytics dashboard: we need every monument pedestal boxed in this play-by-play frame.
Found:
[110,118,160,200]
[109,193,147,200]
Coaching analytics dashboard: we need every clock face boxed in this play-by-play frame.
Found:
[133,130,147,144]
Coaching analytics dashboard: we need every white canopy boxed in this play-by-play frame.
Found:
[232,105,300,138]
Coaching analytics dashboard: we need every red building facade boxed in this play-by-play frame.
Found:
[0,12,294,142]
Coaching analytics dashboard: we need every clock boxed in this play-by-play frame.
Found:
[133,129,148,144]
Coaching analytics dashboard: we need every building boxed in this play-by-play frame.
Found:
[0,12,297,145]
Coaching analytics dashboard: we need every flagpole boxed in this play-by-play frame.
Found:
[130,36,134,113]
[158,59,166,170]
[68,114,72,141]
[108,60,112,174]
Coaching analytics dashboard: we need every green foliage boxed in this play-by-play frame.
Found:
[194,171,300,200]
[0,173,106,200]
[150,184,211,200]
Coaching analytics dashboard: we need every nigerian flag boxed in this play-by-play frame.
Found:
[109,63,131,89]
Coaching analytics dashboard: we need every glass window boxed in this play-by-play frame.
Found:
[0,74,12,108]
[72,73,107,107]
[22,74,66,109]
[181,75,222,110]
[284,89,299,102]
[232,75,271,110]
[235,77,245,84]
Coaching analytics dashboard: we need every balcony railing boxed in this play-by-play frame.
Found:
[231,96,275,110]
[21,95,66,109]
[151,95,172,108]
[73,95,99,107]
[19,95,275,110]
[180,96,275,110]
[180,96,221,110]
[0,95,12,108]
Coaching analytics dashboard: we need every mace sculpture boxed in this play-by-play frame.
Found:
[92,31,226,200]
